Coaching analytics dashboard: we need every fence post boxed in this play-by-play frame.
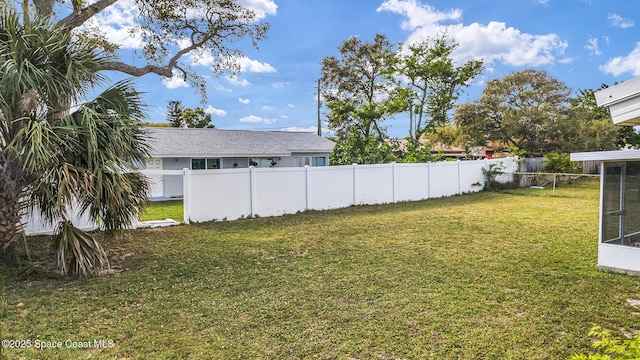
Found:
[427,162,431,199]
[457,161,462,195]
[352,163,357,206]
[392,162,397,203]
[249,166,255,217]
[305,165,310,211]
[182,168,190,224]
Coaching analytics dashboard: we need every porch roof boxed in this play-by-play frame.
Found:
[570,150,640,162]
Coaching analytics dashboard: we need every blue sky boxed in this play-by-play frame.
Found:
[92,0,640,138]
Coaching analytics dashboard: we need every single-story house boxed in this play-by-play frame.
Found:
[571,76,640,275]
[142,127,335,198]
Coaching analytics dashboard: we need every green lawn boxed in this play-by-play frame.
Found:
[3,178,640,359]
[138,200,184,222]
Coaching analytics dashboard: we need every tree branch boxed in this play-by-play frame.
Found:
[100,61,173,77]
[56,0,119,29]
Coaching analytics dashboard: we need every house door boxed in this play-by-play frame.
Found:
[146,158,164,198]
[602,161,640,246]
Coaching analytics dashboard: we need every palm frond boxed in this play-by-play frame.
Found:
[53,220,108,276]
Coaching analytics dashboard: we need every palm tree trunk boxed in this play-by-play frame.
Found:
[0,164,25,249]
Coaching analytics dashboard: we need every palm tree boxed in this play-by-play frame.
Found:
[0,11,149,275]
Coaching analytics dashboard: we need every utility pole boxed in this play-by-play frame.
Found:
[317,78,322,136]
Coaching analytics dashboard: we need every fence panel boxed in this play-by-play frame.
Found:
[490,157,518,184]
[252,168,307,217]
[23,206,99,236]
[355,164,394,205]
[459,161,487,193]
[307,165,355,210]
[394,163,430,202]
[429,162,460,198]
[23,157,519,232]
[187,169,251,222]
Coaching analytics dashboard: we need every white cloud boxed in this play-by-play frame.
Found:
[236,0,278,20]
[236,56,277,73]
[600,42,640,77]
[205,105,227,117]
[608,13,634,29]
[280,126,317,132]
[215,84,232,92]
[272,81,289,88]
[190,50,216,67]
[585,37,601,55]
[227,76,251,87]
[280,126,332,135]
[189,53,276,74]
[288,104,296,108]
[238,97,251,104]
[537,0,549,5]
[239,115,276,124]
[80,0,143,49]
[377,0,568,67]
[377,0,461,30]
[262,105,273,111]
[162,71,189,89]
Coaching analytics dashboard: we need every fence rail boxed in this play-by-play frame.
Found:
[22,157,518,234]
[181,158,517,224]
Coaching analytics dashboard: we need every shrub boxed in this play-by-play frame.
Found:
[544,152,579,173]
[569,325,640,360]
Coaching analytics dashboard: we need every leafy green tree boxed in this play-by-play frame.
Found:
[329,126,397,165]
[0,12,148,275]
[166,101,215,128]
[545,87,639,154]
[454,69,571,156]
[543,152,579,173]
[569,86,640,150]
[182,107,215,128]
[167,100,184,128]
[397,36,483,148]
[320,34,400,141]
[12,0,270,99]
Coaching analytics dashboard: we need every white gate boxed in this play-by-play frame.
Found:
[145,158,164,197]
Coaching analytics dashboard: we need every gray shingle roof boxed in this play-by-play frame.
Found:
[145,127,335,157]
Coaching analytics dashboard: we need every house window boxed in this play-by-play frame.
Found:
[312,156,326,166]
[295,157,310,167]
[602,161,640,246]
[295,156,326,167]
[191,158,221,170]
[250,158,278,167]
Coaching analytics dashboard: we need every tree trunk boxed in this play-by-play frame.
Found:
[0,164,25,250]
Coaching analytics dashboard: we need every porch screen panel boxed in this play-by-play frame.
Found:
[623,161,640,246]
[602,163,622,244]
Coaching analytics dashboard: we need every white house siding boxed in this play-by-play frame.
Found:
[161,158,190,198]
[152,154,330,198]
[222,158,249,169]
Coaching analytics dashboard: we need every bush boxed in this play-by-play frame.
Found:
[569,325,640,360]
[544,152,579,173]
[483,162,504,191]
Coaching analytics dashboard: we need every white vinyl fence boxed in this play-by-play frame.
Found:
[22,157,517,234]
[182,157,517,223]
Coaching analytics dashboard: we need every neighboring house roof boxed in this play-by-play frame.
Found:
[146,127,335,158]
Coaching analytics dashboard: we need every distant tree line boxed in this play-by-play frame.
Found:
[321,33,640,164]
[145,100,215,128]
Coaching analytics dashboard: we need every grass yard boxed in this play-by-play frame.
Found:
[138,200,184,222]
[3,178,640,359]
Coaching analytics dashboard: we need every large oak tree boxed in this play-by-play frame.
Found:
[15,0,271,96]
[454,69,571,156]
